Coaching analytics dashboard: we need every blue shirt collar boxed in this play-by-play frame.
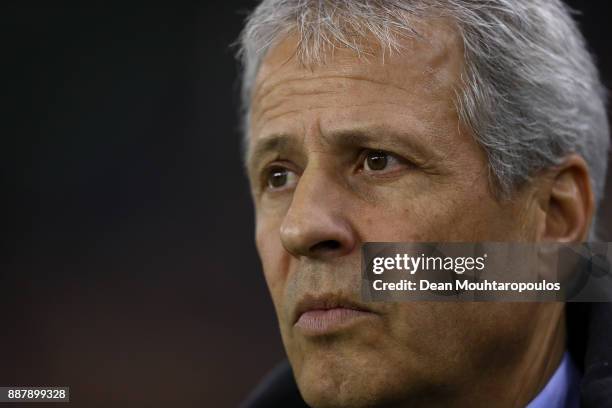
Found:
[527,352,580,408]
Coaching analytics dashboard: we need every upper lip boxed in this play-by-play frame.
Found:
[292,294,375,324]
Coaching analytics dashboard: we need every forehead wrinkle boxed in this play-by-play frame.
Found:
[251,73,423,137]
[251,84,338,128]
[249,20,466,168]
[252,19,463,109]
[253,73,415,114]
[252,55,462,135]
[256,100,427,135]
[250,34,301,106]
[253,76,336,112]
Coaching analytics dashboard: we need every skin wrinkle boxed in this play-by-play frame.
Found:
[250,41,464,164]
[246,16,588,407]
[255,100,456,144]
[251,19,459,113]
[254,73,416,111]
[251,44,460,122]
[250,91,459,186]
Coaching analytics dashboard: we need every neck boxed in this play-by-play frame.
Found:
[508,303,567,407]
[469,303,566,408]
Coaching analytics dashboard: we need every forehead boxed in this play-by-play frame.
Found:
[251,18,464,114]
[247,18,467,165]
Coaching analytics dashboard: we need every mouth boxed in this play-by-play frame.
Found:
[293,294,378,336]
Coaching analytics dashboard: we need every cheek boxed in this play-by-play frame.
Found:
[255,214,289,306]
[385,302,542,370]
[360,192,521,242]
[355,197,477,242]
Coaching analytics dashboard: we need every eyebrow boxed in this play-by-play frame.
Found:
[335,127,444,168]
[329,127,433,156]
[247,125,442,175]
[246,134,294,173]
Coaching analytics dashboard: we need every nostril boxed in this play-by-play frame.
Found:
[309,240,341,253]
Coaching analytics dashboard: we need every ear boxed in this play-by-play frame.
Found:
[539,154,595,242]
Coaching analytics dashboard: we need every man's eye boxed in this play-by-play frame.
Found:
[265,166,298,190]
[362,150,404,173]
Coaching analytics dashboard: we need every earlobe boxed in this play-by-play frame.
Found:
[542,154,594,242]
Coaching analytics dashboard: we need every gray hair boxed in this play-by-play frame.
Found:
[236,0,609,234]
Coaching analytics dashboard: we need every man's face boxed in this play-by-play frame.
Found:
[247,22,557,407]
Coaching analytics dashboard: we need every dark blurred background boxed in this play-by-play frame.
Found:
[2,2,611,407]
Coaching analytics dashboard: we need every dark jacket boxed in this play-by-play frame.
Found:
[241,303,612,407]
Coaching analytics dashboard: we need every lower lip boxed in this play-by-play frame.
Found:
[295,308,374,335]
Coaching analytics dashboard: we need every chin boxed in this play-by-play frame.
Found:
[293,352,417,408]
[298,378,376,408]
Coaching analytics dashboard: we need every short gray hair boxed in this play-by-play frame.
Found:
[236,0,609,230]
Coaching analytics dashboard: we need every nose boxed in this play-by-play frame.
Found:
[279,167,357,260]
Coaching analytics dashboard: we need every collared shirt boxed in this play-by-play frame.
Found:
[527,352,580,408]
